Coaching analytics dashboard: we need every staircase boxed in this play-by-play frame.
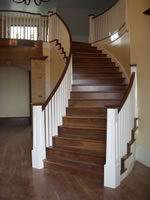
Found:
[44,41,128,179]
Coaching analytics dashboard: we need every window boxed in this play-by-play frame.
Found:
[111,32,119,41]
[11,26,38,40]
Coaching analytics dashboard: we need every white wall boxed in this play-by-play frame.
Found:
[0,66,30,118]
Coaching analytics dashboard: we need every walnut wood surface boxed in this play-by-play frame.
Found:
[0,126,150,200]
[44,41,128,179]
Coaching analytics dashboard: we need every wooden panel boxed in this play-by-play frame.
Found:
[31,59,46,104]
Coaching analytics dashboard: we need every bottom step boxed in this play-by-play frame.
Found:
[44,158,104,179]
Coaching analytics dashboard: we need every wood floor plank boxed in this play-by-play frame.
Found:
[0,126,150,200]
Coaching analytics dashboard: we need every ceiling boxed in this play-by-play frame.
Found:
[0,0,118,14]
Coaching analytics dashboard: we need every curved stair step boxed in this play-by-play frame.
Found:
[72,84,128,92]
[58,126,106,140]
[69,99,120,107]
[63,116,106,128]
[46,146,105,165]
[44,158,104,179]
[66,107,107,117]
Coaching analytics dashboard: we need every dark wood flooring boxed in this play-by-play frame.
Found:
[0,126,150,200]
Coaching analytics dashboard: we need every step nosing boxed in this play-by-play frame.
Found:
[47,146,106,155]
[53,136,105,143]
[45,158,104,170]
[59,125,106,130]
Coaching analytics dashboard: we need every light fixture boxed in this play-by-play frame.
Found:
[12,0,50,6]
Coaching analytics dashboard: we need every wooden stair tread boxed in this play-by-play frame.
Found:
[45,158,104,171]
[71,91,125,93]
[72,83,127,86]
[47,146,106,157]
[53,136,105,143]
[45,40,128,179]
[69,98,122,101]
[59,125,106,131]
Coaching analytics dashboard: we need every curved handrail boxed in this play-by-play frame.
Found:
[106,72,135,112]
[89,0,126,43]
[42,13,72,110]
[92,0,119,19]
[0,10,52,17]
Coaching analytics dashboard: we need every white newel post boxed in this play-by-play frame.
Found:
[32,105,46,169]
[89,15,95,43]
[131,65,138,120]
[104,108,121,188]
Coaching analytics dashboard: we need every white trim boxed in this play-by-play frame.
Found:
[104,109,121,188]
[136,144,150,168]
[32,105,46,169]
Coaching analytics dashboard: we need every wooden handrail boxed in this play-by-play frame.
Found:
[106,72,135,113]
[42,13,72,110]
[92,23,126,44]
[92,0,119,19]
[0,10,53,17]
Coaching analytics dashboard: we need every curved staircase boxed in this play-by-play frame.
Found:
[44,41,128,179]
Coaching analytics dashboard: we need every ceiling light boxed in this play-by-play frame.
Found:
[12,0,50,6]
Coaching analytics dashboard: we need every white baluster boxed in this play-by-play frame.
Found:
[45,106,49,147]
[48,101,53,146]
[2,12,4,39]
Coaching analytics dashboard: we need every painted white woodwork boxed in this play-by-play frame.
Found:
[32,105,46,169]
[89,0,126,43]
[104,109,121,188]
[105,67,138,188]
[0,11,48,41]
[44,59,72,145]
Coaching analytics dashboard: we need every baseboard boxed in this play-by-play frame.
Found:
[0,117,31,126]
[136,144,150,168]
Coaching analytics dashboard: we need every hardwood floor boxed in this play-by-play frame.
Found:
[0,126,150,200]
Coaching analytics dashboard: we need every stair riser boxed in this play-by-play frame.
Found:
[72,47,97,51]
[66,107,107,117]
[63,117,106,128]
[69,99,120,108]
[73,79,125,85]
[72,43,91,47]
[73,63,116,67]
[73,54,106,58]
[72,85,127,92]
[73,67,119,73]
[73,73,122,79]
[58,126,106,141]
[73,61,112,65]
[73,58,111,62]
[46,149,105,165]
[44,161,104,179]
[53,137,106,150]
[71,92,124,100]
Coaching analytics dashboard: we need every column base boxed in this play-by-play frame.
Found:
[32,148,46,169]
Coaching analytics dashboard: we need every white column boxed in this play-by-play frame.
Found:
[131,65,138,119]
[104,108,121,188]
[32,105,46,169]
[89,14,95,43]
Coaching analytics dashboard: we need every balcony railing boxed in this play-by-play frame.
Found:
[0,10,49,41]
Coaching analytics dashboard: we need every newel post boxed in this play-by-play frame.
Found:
[32,105,46,169]
[104,108,121,188]
[89,14,95,43]
[130,65,138,120]
[48,12,54,42]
